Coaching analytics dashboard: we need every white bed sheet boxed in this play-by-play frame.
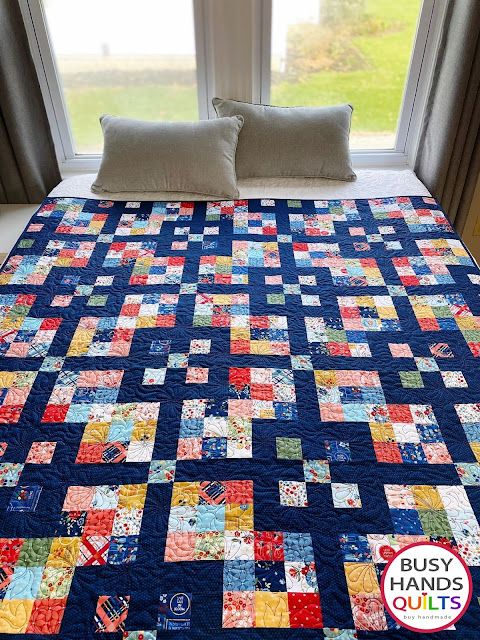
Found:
[49,169,430,201]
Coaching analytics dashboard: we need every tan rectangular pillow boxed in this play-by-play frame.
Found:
[92,114,244,198]
[212,98,355,181]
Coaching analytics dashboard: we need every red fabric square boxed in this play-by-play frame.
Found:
[40,318,62,330]
[254,531,284,561]
[468,342,480,357]
[71,258,88,267]
[0,406,22,423]
[76,443,103,464]
[42,404,69,423]
[17,294,36,306]
[226,481,253,504]
[250,384,274,401]
[387,404,413,423]
[121,303,141,317]
[26,598,67,634]
[231,340,250,354]
[341,306,360,319]
[251,316,270,329]
[156,316,175,327]
[288,592,323,628]
[293,243,308,252]
[212,315,230,328]
[229,368,251,388]
[374,442,402,463]
[327,343,351,357]
[419,318,439,331]
[0,538,23,565]
[84,509,116,536]
[113,328,134,343]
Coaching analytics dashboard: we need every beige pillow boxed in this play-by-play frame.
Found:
[92,114,244,198]
[212,98,355,181]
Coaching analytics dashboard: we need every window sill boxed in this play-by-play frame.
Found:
[59,150,409,180]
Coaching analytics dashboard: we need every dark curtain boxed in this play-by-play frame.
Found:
[415,0,480,233]
[0,1,61,203]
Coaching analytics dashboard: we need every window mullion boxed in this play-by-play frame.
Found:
[20,0,76,161]
[403,0,449,164]
[395,0,436,154]
[250,0,271,104]
[193,0,213,119]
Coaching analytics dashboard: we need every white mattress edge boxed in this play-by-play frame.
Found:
[49,169,430,201]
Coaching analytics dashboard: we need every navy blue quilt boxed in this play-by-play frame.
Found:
[0,195,479,638]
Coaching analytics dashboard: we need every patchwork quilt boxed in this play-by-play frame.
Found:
[0,195,479,638]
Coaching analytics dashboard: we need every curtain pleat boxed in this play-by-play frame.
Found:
[415,0,480,232]
[0,1,61,203]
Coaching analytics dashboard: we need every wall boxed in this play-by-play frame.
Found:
[461,170,480,265]
[204,0,265,107]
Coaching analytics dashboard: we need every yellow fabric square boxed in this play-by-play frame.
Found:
[136,316,156,329]
[55,257,71,267]
[378,307,397,319]
[414,305,434,318]
[254,592,289,628]
[82,423,109,443]
[231,329,249,341]
[370,422,395,442]
[470,442,480,461]
[67,329,93,356]
[412,485,442,510]
[47,537,81,567]
[456,317,476,330]
[250,341,272,355]
[225,503,253,531]
[344,562,380,596]
[118,483,147,508]
[314,370,337,387]
[171,482,199,507]
[258,408,275,419]
[0,599,34,633]
[0,372,17,387]
[131,423,156,442]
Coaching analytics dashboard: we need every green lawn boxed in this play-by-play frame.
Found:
[62,0,421,152]
[271,0,421,135]
[64,85,198,153]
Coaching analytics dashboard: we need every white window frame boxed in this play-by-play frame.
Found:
[261,0,447,167]
[20,0,447,175]
[19,0,212,173]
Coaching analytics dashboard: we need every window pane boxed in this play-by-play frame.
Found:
[43,0,198,154]
[271,0,422,149]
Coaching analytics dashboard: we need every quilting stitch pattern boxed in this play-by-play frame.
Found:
[0,195,479,638]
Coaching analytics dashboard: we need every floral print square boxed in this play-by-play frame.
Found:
[279,482,308,508]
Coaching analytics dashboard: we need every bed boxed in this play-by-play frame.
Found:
[0,169,478,638]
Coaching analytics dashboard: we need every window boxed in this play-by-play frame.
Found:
[22,0,446,168]
[269,0,422,150]
[41,0,200,154]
